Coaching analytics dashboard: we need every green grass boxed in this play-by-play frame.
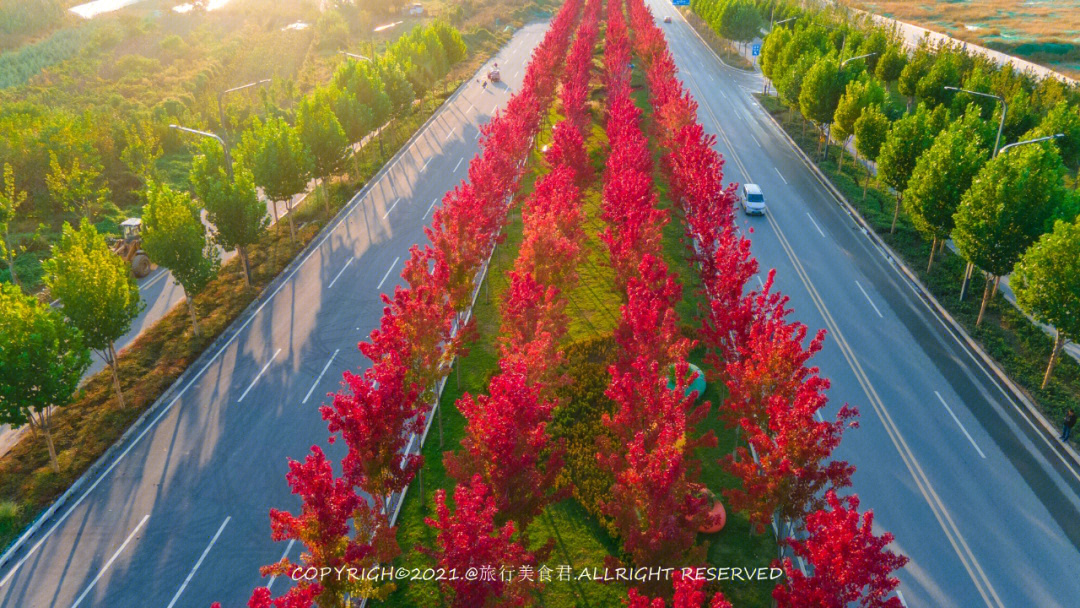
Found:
[756,92,1080,446]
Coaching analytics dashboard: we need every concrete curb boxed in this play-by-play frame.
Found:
[0,54,488,576]
[756,101,1080,470]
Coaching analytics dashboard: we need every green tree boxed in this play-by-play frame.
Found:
[897,46,930,109]
[0,163,26,289]
[760,26,792,93]
[915,51,962,107]
[0,283,91,472]
[1025,101,1080,170]
[120,120,163,186]
[190,139,268,285]
[240,117,313,243]
[877,103,947,232]
[46,151,110,221]
[141,182,220,336]
[297,92,348,217]
[799,57,844,158]
[954,143,1068,326]
[719,0,762,51]
[833,78,886,171]
[854,104,891,198]
[1012,218,1080,389]
[44,219,142,408]
[903,106,989,271]
[873,44,906,86]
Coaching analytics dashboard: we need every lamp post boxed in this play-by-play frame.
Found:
[339,51,371,62]
[841,52,876,68]
[169,124,233,182]
[217,79,270,144]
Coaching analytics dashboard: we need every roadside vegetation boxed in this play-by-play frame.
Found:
[0,0,559,553]
[693,0,1080,446]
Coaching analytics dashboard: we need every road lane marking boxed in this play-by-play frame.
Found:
[444,127,455,141]
[377,256,400,290]
[514,70,520,79]
[468,102,475,112]
[303,350,339,404]
[897,589,909,607]
[719,88,728,100]
[0,29,542,585]
[70,514,148,608]
[453,158,464,173]
[327,256,354,289]
[750,132,762,147]
[936,391,987,459]
[266,539,297,590]
[491,102,498,114]
[475,130,483,140]
[166,516,231,608]
[854,280,884,318]
[774,166,788,184]
[805,212,825,237]
[422,157,432,172]
[756,275,765,290]
[382,197,401,219]
[238,348,282,403]
[424,197,440,219]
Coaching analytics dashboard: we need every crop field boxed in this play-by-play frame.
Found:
[847,0,1080,77]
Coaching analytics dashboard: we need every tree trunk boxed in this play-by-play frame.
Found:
[862,172,870,199]
[890,192,902,234]
[107,341,126,408]
[927,236,937,273]
[285,199,296,244]
[837,138,846,172]
[976,274,993,327]
[1042,331,1065,389]
[991,274,1001,298]
[270,199,279,223]
[29,412,59,473]
[4,234,18,289]
[321,179,331,217]
[185,291,201,338]
[238,245,252,285]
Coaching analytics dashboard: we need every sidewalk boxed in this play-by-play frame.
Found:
[0,123,391,458]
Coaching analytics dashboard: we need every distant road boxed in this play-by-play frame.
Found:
[0,22,547,608]
[652,0,1080,606]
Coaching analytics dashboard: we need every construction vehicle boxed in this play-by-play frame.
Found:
[488,67,501,83]
[112,218,152,278]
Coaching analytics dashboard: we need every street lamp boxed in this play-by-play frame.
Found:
[773,16,796,28]
[339,51,371,62]
[998,133,1065,155]
[945,86,1006,158]
[217,79,270,143]
[169,124,233,182]
[841,52,876,67]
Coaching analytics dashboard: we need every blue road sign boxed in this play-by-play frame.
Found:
[752,42,762,56]
[672,0,689,6]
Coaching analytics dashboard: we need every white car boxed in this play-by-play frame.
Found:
[740,183,765,215]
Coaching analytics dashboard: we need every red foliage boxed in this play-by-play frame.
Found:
[423,475,539,607]
[626,572,733,608]
[774,491,909,608]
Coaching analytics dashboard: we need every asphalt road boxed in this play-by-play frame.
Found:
[647,1,1080,606]
[0,23,548,608]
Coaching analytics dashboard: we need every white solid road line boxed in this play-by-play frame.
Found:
[266,539,297,590]
[855,280,884,318]
[774,166,788,184]
[382,197,401,219]
[69,514,148,608]
[377,256,401,290]
[327,256,354,289]
[424,197,440,219]
[238,348,282,403]
[805,212,825,237]
[453,158,464,173]
[935,391,987,459]
[165,516,231,608]
[303,349,340,405]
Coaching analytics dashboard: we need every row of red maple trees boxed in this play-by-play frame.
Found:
[225,0,913,604]
[621,0,909,606]
[231,0,589,606]
[424,0,605,604]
